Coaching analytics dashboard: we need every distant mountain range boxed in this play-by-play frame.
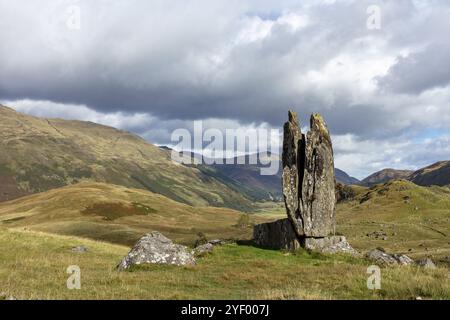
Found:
[161,148,366,199]
[359,163,450,187]
[158,148,284,201]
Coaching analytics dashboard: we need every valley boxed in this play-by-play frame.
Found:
[0,105,449,300]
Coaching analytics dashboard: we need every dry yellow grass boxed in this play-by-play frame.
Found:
[0,228,448,300]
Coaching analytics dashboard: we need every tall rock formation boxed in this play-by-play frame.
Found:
[254,111,356,255]
[282,111,336,238]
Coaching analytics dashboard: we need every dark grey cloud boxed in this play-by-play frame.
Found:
[379,43,450,94]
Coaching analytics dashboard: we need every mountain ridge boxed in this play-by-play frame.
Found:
[361,168,414,187]
[335,168,360,185]
[409,161,450,186]
[0,105,253,211]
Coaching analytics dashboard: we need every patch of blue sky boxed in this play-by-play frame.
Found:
[411,129,450,143]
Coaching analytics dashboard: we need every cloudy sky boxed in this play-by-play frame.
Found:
[1,0,450,179]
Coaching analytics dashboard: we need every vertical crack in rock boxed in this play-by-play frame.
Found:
[282,111,305,237]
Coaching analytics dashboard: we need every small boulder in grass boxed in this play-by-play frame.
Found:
[194,243,214,257]
[71,246,88,253]
[208,239,226,246]
[366,248,415,266]
[417,258,437,269]
[117,232,196,270]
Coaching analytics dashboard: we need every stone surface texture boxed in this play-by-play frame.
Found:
[301,236,360,256]
[118,232,195,270]
[365,248,414,266]
[253,218,301,250]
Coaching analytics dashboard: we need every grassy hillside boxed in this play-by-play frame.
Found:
[0,105,253,211]
[0,227,448,300]
[337,180,450,265]
[257,180,450,266]
[0,182,263,246]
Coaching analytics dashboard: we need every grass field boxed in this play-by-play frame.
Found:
[0,228,448,300]
[337,180,450,266]
[0,179,449,300]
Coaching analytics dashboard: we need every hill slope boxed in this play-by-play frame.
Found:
[0,105,253,211]
[361,169,413,186]
[336,180,450,265]
[261,179,450,266]
[0,182,264,246]
[335,168,360,185]
[409,161,450,186]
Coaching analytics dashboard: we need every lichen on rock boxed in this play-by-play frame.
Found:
[118,232,196,270]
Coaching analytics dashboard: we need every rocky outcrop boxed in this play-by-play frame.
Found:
[301,236,360,256]
[118,232,195,270]
[254,111,354,254]
[365,248,414,266]
[194,243,214,257]
[281,111,336,238]
[417,258,436,269]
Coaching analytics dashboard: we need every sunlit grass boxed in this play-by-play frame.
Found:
[0,228,448,300]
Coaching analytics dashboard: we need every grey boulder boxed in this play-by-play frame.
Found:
[417,258,437,269]
[366,248,414,266]
[71,246,88,253]
[194,243,214,257]
[118,232,196,270]
[302,236,360,256]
